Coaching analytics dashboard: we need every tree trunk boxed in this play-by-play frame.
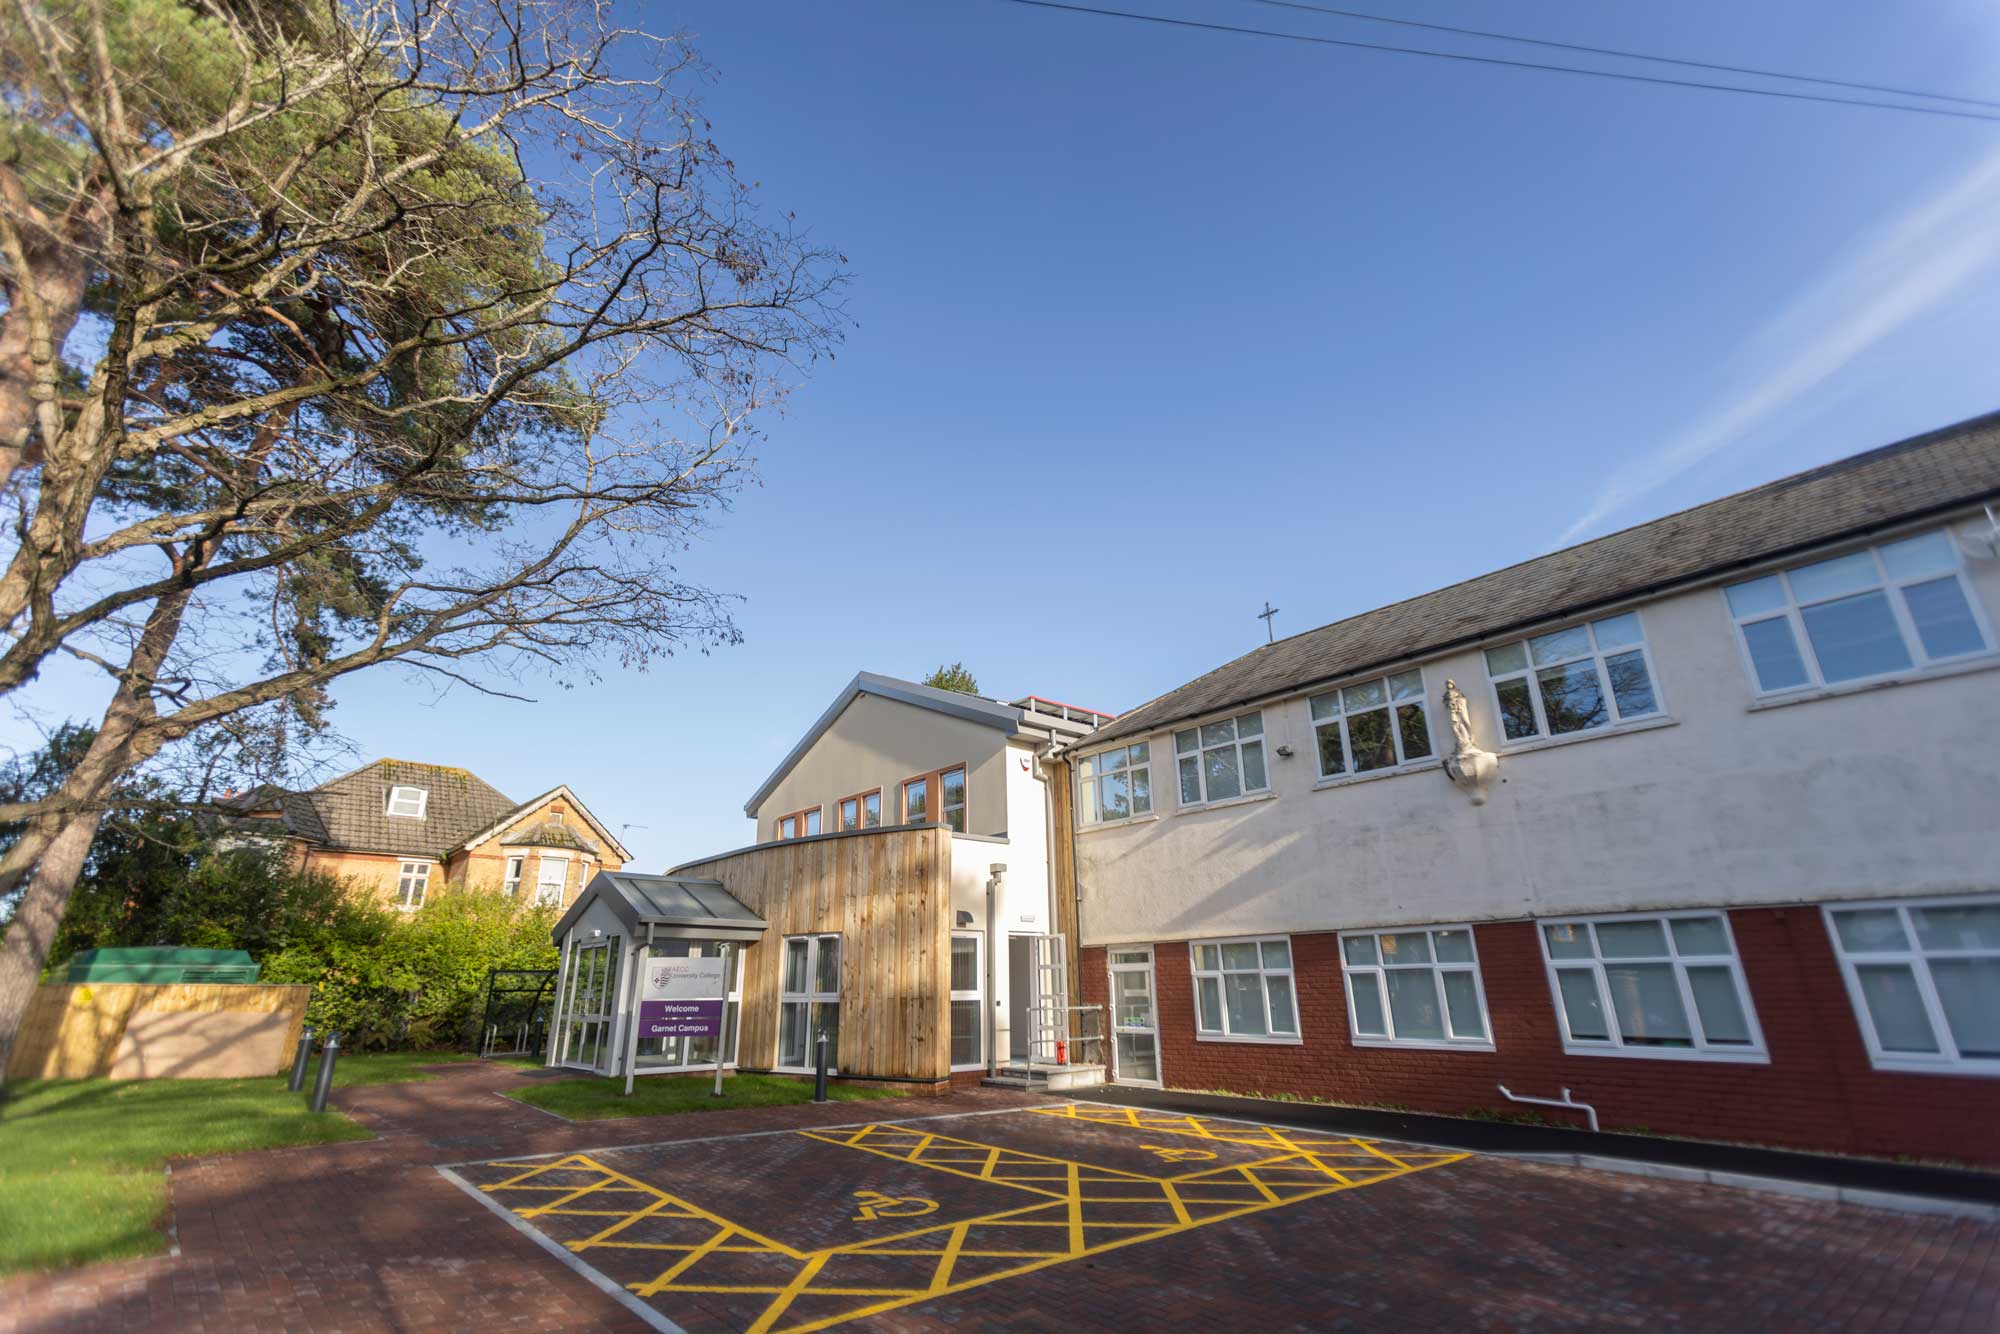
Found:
[0,579,191,1074]
[0,807,103,1077]
[0,190,102,495]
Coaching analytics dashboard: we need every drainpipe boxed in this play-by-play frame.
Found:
[985,862,1005,1077]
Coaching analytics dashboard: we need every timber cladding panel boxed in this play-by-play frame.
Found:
[5,983,310,1081]
[676,826,950,1082]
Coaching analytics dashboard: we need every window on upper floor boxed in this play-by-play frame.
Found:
[1723,531,1992,697]
[1339,926,1492,1049]
[777,807,821,840]
[899,766,967,831]
[1077,742,1152,826]
[1175,712,1268,806]
[1485,612,1661,743]
[502,856,524,897]
[940,767,967,833]
[1824,894,2000,1075]
[837,789,881,832]
[1538,911,1765,1062]
[1190,936,1298,1041]
[1311,670,1433,780]
[386,785,428,819]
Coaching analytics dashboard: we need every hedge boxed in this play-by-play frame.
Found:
[260,889,560,1051]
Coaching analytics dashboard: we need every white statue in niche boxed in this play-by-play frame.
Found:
[1440,679,1498,805]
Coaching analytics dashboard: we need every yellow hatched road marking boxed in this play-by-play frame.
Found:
[468,1110,1469,1334]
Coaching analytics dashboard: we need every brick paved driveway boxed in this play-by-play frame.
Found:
[2,1063,1995,1332]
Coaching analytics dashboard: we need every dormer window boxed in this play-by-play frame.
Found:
[386,786,428,819]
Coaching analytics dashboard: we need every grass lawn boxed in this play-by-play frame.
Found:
[0,1049,477,1275]
[509,1072,905,1121]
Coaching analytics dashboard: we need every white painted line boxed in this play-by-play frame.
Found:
[497,1090,577,1123]
[435,1100,1054,1169]
[436,1165,685,1334]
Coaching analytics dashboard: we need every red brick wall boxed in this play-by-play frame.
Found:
[1080,907,2000,1166]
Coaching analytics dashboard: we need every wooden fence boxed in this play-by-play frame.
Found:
[4,982,310,1081]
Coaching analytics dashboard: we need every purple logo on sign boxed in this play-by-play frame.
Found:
[639,998,723,1038]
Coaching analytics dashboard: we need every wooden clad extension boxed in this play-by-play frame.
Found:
[676,826,951,1082]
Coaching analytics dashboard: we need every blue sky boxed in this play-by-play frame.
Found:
[9,0,2000,869]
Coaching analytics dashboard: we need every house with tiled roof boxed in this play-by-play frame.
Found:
[230,761,629,910]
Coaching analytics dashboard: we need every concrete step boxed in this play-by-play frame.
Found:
[981,1063,1107,1092]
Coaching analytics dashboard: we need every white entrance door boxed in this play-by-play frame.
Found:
[1108,946,1161,1087]
[557,938,619,1072]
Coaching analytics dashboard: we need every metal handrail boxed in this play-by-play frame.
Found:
[1024,1004,1105,1069]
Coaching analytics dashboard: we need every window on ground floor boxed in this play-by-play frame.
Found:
[1340,926,1492,1049]
[950,933,983,1069]
[1190,936,1298,1041]
[779,934,842,1071]
[535,856,569,908]
[1538,911,1765,1061]
[395,859,431,909]
[1824,894,2000,1075]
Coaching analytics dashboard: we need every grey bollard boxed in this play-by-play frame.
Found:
[287,1026,316,1092]
[308,1032,341,1113]
[812,1029,829,1103]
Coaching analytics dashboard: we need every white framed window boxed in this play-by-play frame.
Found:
[1077,742,1152,826]
[1723,531,1993,696]
[534,855,568,908]
[1175,711,1269,807]
[779,934,841,1071]
[502,856,524,897]
[1538,911,1765,1061]
[1485,612,1661,743]
[1824,894,2000,1075]
[394,859,431,910]
[1312,670,1434,779]
[385,785,428,819]
[1339,926,1492,1049]
[949,933,983,1070]
[1189,936,1298,1042]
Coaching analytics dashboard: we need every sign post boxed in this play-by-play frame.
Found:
[621,932,651,1097]
[711,943,732,1099]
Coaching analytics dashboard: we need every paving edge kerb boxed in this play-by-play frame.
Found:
[1070,1085,2000,1222]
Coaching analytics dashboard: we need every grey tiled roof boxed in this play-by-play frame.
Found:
[501,818,601,855]
[1087,411,2000,748]
[285,760,517,858]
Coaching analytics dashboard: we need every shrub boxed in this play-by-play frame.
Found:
[261,890,559,1050]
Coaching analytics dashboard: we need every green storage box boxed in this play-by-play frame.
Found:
[63,947,261,984]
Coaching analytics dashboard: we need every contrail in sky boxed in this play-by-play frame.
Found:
[1557,144,2000,547]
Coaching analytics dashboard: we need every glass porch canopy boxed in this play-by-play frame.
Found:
[552,871,768,945]
[547,872,769,1077]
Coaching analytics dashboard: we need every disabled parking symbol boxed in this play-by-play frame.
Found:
[851,1190,939,1221]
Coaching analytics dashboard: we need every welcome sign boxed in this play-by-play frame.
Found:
[638,955,727,1039]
